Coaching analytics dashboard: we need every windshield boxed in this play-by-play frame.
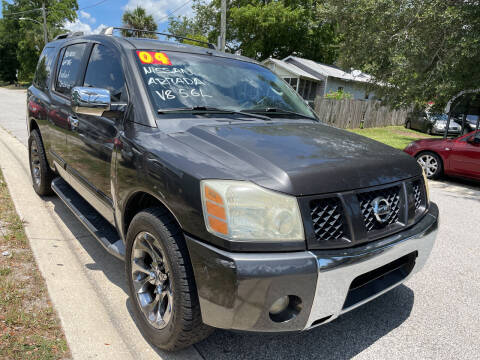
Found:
[466,115,480,123]
[135,50,316,118]
[430,113,448,121]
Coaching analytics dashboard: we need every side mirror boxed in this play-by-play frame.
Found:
[71,87,111,116]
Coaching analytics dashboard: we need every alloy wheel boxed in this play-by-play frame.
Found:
[131,231,173,329]
[417,154,438,177]
[30,139,41,186]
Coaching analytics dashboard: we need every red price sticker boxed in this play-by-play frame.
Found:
[137,51,172,65]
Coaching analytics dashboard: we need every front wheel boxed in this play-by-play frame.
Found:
[28,129,53,195]
[416,152,442,179]
[125,208,213,351]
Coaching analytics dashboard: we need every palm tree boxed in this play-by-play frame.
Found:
[121,7,157,38]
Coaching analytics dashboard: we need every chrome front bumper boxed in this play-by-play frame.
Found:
[186,202,438,332]
[306,202,438,328]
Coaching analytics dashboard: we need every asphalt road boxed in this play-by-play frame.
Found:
[0,88,479,359]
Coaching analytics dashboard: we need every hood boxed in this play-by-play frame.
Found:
[172,121,421,196]
[412,137,452,145]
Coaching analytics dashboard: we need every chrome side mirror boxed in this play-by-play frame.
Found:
[71,87,111,116]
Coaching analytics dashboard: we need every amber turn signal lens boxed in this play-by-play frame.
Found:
[203,184,228,235]
[204,185,224,205]
[206,200,226,220]
[208,216,228,235]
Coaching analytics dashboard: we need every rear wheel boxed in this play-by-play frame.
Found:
[416,152,442,179]
[125,208,213,351]
[28,129,53,195]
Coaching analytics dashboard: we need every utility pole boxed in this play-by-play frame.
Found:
[41,2,48,45]
[220,0,226,52]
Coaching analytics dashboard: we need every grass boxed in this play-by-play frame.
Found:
[348,125,440,150]
[0,171,70,359]
[0,81,29,89]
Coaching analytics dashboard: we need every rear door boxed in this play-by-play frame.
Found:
[49,43,89,168]
[65,43,128,222]
[410,110,422,130]
[28,46,57,154]
[449,132,480,179]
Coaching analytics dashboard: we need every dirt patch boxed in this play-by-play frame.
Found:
[0,170,71,359]
[391,129,432,139]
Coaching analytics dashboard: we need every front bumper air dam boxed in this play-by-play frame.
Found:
[186,202,438,332]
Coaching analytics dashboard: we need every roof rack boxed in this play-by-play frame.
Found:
[100,26,216,50]
[53,31,84,40]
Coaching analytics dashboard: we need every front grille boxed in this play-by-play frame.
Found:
[310,198,348,242]
[343,251,418,309]
[304,177,426,249]
[412,180,423,209]
[357,186,401,231]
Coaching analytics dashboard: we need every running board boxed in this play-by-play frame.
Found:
[51,177,125,260]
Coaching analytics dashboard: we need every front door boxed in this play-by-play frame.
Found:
[65,43,127,222]
[450,132,480,178]
[49,43,88,167]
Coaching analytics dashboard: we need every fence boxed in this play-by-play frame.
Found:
[313,99,410,129]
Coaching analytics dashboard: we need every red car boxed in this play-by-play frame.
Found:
[403,130,480,180]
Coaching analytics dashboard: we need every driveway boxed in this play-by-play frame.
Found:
[0,88,479,359]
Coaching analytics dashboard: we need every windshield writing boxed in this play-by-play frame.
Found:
[136,50,316,118]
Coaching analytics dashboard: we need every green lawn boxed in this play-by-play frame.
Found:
[348,126,440,150]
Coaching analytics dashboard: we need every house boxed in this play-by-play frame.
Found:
[262,56,377,106]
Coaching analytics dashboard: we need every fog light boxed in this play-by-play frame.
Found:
[269,296,290,315]
[268,295,302,323]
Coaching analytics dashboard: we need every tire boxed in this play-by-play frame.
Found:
[125,207,213,351]
[405,121,411,129]
[416,151,442,179]
[427,127,433,135]
[28,129,53,195]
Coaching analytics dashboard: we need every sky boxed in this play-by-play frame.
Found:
[2,0,196,34]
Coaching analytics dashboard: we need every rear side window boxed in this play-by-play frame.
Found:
[55,43,87,95]
[83,44,126,102]
[33,47,57,90]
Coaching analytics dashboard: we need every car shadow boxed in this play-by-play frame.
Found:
[430,176,480,202]
[195,285,414,360]
[50,196,127,293]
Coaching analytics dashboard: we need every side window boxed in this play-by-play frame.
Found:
[55,43,87,95]
[83,44,126,103]
[33,47,57,90]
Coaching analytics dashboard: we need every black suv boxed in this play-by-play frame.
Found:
[27,28,438,351]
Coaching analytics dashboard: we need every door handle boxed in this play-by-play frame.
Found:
[68,116,79,130]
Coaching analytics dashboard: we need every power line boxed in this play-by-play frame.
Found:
[78,0,111,11]
[156,0,193,23]
[2,0,111,19]
[2,7,42,17]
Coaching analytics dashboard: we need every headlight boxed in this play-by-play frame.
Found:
[200,180,304,241]
[421,167,430,203]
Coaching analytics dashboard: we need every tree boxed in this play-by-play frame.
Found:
[0,16,20,83]
[122,7,157,38]
[168,0,338,63]
[323,0,480,108]
[325,89,352,100]
[0,0,78,83]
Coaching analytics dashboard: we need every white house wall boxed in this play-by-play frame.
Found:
[264,62,296,78]
[325,77,376,100]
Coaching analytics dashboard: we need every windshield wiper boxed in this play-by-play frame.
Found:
[242,107,317,120]
[158,106,270,120]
